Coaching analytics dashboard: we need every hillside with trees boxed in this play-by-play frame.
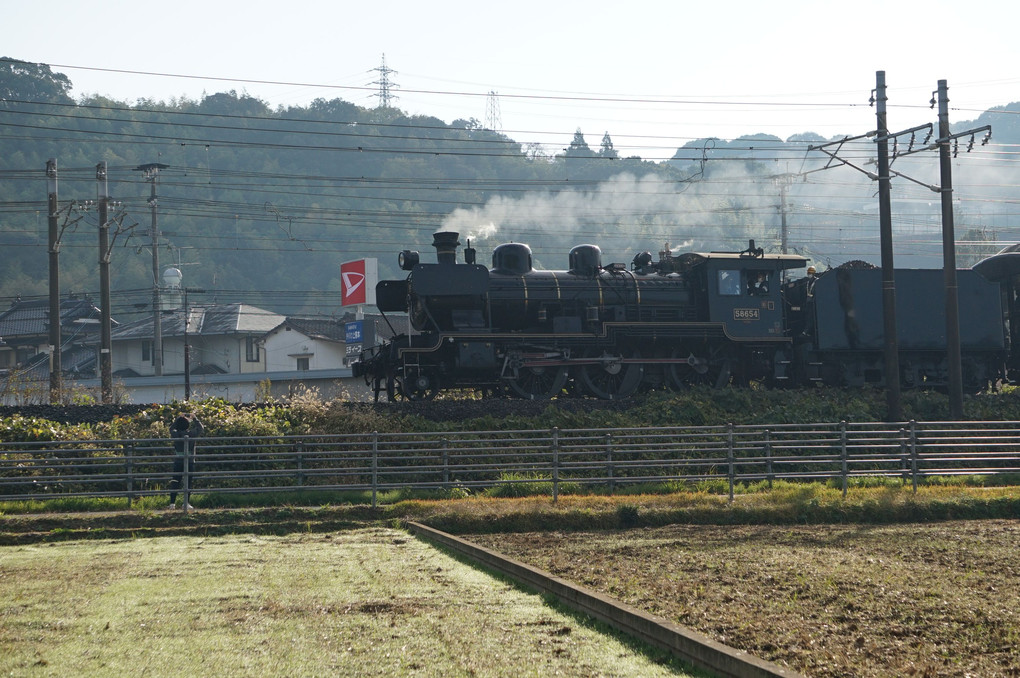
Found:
[1,57,1017,325]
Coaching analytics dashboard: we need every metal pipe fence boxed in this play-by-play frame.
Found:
[2,421,1019,506]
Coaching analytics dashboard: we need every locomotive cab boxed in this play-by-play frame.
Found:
[700,243,807,340]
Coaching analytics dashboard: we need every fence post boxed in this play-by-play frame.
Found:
[899,427,908,484]
[182,433,191,514]
[727,423,734,504]
[297,441,305,488]
[605,433,614,494]
[910,420,918,494]
[552,427,559,504]
[764,429,773,489]
[840,421,848,498]
[372,431,379,509]
[125,442,135,508]
[442,438,450,490]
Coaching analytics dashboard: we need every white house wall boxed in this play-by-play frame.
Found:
[263,329,347,372]
[113,336,267,376]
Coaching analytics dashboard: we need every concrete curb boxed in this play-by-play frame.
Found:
[406,522,804,678]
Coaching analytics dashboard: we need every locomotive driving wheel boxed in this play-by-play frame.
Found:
[668,341,730,389]
[576,349,643,400]
[505,351,568,400]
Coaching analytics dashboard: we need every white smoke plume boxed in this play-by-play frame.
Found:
[440,170,787,268]
[439,131,1020,272]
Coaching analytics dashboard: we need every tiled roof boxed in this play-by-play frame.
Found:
[272,317,348,343]
[112,303,285,341]
[0,298,104,341]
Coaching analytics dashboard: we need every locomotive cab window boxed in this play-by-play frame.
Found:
[747,270,770,296]
[718,270,742,296]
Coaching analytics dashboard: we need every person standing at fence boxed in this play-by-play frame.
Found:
[169,412,204,510]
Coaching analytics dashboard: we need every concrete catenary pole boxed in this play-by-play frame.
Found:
[875,71,903,422]
[936,80,964,419]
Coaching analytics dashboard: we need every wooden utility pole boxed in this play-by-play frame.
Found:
[46,159,61,403]
[97,162,113,404]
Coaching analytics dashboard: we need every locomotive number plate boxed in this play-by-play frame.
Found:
[733,308,760,320]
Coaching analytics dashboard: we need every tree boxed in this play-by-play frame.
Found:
[196,90,271,117]
[957,227,999,268]
[563,128,595,159]
[0,57,73,104]
[598,132,619,159]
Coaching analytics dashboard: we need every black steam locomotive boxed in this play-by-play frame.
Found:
[352,231,1019,401]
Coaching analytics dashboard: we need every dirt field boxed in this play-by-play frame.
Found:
[469,520,1020,678]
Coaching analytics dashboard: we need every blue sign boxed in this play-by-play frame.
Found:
[345,321,363,344]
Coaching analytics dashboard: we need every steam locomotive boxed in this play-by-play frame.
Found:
[352,231,1020,401]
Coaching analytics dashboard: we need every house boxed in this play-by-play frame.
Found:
[261,313,400,372]
[262,317,348,372]
[111,303,285,377]
[1,297,397,403]
[0,297,105,380]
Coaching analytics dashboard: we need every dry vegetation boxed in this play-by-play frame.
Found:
[469,520,1020,678]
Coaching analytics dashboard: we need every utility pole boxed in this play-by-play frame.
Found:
[936,80,963,419]
[182,286,205,401]
[875,71,903,422]
[96,162,113,404]
[773,174,791,254]
[809,73,988,419]
[136,162,169,376]
[932,81,992,417]
[46,159,61,403]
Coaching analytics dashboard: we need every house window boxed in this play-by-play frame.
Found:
[246,336,260,362]
[296,357,309,371]
[141,340,152,362]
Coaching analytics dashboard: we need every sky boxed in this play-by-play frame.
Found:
[5,0,1019,160]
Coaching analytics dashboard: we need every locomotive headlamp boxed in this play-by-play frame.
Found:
[398,250,419,271]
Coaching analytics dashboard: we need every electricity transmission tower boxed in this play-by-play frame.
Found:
[370,53,398,108]
[485,90,502,132]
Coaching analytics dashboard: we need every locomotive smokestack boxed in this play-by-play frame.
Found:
[432,231,460,265]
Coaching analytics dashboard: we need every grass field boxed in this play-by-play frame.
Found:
[0,528,697,678]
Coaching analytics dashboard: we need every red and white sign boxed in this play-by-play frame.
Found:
[340,258,378,307]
